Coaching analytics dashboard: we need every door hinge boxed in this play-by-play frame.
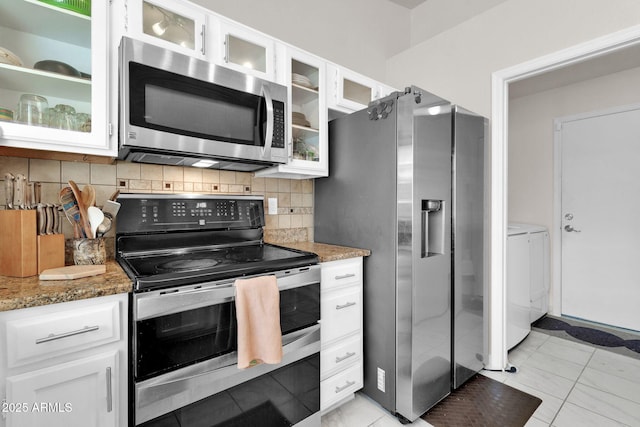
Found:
[108,122,113,136]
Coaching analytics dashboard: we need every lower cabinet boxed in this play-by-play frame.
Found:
[320,257,363,412]
[0,294,128,427]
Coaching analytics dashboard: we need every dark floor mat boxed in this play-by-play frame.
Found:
[533,315,640,360]
[422,374,541,427]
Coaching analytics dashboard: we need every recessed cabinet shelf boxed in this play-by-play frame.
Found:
[0,0,91,48]
[0,63,91,101]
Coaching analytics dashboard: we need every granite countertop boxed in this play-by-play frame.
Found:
[275,241,370,263]
[0,261,132,312]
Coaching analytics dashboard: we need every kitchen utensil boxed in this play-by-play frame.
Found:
[82,184,96,207]
[34,182,41,205]
[45,204,55,234]
[59,186,84,238]
[0,47,23,67]
[68,180,92,238]
[17,94,48,127]
[102,199,121,219]
[4,173,14,209]
[96,215,112,238]
[54,204,62,234]
[39,265,106,281]
[33,60,81,77]
[14,174,26,209]
[25,182,33,209]
[87,206,104,239]
[36,204,45,235]
[108,189,120,201]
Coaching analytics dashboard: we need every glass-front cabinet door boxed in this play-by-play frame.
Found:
[326,63,396,114]
[128,0,207,58]
[256,46,327,179]
[216,20,276,81]
[0,0,111,155]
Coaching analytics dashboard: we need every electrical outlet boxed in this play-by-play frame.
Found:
[377,367,385,392]
[268,198,278,215]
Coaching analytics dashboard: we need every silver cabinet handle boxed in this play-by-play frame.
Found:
[35,325,99,344]
[336,302,356,310]
[335,351,356,363]
[335,273,356,280]
[200,25,206,56]
[106,367,113,413]
[335,380,356,393]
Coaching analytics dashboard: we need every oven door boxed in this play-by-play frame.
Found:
[119,37,287,167]
[132,266,320,425]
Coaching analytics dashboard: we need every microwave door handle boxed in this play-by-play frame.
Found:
[261,85,274,156]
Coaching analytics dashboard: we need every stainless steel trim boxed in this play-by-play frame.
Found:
[116,193,264,201]
[135,324,320,424]
[134,265,320,320]
[200,24,206,56]
[106,367,113,413]
[35,325,100,344]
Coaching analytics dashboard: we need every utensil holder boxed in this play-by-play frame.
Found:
[72,238,105,265]
[0,210,37,277]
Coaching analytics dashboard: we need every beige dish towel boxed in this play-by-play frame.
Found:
[235,275,282,369]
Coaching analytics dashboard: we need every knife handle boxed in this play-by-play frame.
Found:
[4,173,14,209]
[14,174,26,209]
[36,204,46,235]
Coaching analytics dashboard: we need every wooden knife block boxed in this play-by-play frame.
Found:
[0,210,38,277]
[37,234,65,274]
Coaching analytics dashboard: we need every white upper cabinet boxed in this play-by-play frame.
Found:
[127,0,207,58]
[256,46,328,179]
[214,20,276,81]
[326,63,397,114]
[0,0,112,155]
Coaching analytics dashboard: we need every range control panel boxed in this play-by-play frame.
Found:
[116,195,265,234]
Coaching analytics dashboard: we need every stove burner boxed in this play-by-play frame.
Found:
[156,259,219,273]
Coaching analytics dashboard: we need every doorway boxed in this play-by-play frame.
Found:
[555,105,640,332]
[488,24,640,371]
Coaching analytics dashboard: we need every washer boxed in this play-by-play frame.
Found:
[507,223,549,349]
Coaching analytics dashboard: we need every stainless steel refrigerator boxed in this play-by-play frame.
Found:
[315,86,487,422]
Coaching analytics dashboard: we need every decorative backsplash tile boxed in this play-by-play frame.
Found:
[0,156,314,244]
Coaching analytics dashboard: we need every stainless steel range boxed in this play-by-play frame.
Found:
[116,194,321,427]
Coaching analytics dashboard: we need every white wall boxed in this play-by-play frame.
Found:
[508,65,640,311]
[387,0,640,118]
[190,0,411,82]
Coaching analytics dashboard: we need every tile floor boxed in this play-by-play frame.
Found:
[321,331,640,427]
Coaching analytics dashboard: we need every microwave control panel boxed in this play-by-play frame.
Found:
[272,100,285,149]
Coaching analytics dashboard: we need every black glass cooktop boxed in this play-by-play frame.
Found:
[119,244,318,291]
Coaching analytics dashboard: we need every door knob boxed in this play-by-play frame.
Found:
[564,225,581,233]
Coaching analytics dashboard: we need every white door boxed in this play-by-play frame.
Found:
[559,106,640,332]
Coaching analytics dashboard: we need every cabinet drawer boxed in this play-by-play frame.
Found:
[321,258,362,291]
[321,362,363,411]
[321,335,361,378]
[6,301,121,368]
[321,287,361,344]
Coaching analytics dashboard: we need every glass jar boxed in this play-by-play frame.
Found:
[16,94,48,126]
[51,104,77,130]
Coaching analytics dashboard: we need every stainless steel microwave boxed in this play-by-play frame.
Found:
[118,37,288,171]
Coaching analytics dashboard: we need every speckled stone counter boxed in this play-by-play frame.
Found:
[275,241,370,263]
[0,261,132,312]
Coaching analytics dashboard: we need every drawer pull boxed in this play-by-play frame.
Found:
[335,351,356,363]
[336,302,356,310]
[335,380,356,393]
[35,325,100,344]
[106,367,113,413]
[335,273,356,280]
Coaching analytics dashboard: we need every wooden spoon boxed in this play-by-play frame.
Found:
[82,184,96,207]
[68,180,92,238]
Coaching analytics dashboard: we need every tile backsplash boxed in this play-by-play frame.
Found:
[0,156,314,244]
